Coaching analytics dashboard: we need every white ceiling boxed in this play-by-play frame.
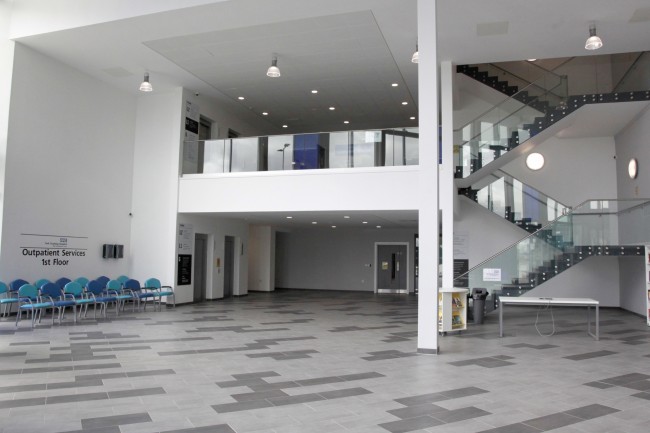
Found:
[9,0,650,227]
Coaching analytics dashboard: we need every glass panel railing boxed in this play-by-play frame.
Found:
[462,170,568,231]
[453,199,650,309]
[183,127,418,175]
[613,51,650,93]
[454,70,568,178]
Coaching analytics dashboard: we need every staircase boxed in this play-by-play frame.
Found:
[454,198,650,310]
[455,60,650,181]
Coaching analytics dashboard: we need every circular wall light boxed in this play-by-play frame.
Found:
[526,152,545,171]
[628,158,638,179]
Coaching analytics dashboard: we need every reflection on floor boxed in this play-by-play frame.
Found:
[1,289,650,433]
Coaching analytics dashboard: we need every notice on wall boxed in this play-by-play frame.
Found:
[453,232,469,260]
[183,100,200,165]
[177,254,192,285]
[483,268,502,282]
[20,233,87,267]
[178,223,194,254]
[453,259,469,287]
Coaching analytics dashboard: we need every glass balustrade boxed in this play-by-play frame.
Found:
[182,127,419,175]
[465,170,568,231]
[454,199,650,309]
[455,52,649,179]
[454,69,568,178]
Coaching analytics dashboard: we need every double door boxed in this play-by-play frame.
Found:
[377,244,407,293]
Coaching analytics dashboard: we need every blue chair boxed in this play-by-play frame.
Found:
[39,282,75,325]
[16,284,52,328]
[123,279,156,311]
[0,281,19,317]
[116,275,129,285]
[74,277,89,288]
[10,278,29,293]
[107,279,133,312]
[63,281,94,323]
[55,277,72,290]
[144,278,175,311]
[34,278,50,289]
[85,280,118,318]
[96,276,110,288]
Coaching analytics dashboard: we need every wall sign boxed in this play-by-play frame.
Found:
[178,223,194,254]
[177,254,192,285]
[20,233,87,267]
[483,268,502,282]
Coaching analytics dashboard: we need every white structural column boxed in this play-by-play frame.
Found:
[440,61,455,288]
[416,0,439,354]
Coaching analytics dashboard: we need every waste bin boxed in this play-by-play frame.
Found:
[472,288,489,324]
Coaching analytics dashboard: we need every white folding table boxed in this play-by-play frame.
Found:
[499,297,599,340]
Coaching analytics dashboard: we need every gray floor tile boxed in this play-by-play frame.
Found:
[81,412,152,429]
[564,350,617,360]
[563,404,620,420]
[378,415,444,432]
[522,412,581,430]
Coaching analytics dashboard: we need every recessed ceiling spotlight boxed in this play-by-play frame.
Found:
[329,107,335,111]
[526,152,545,170]
[332,225,337,228]
[311,90,318,94]
[527,59,537,62]
[376,225,382,229]
[410,116,416,120]
[286,216,293,219]
[238,96,245,100]
[344,216,350,219]
[262,112,269,116]
[402,101,408,105]
[343,120,350,124]
[362,221,368,224]
[282,125,288,128]
[391,83,399,87]
[312,221,317,225]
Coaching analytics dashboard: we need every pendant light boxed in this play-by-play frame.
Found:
[585,24,603,50]
[266,56,281,78]
[139,72,153,92]
[411,43,419,63]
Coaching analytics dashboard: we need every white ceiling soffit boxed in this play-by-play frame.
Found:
[555,101,650,139]
[186,209,419,229]
[144,10,417,133]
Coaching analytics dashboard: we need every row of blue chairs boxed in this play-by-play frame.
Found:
[0,277,175,327]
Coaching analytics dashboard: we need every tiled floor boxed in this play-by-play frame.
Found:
[1,289,650,433]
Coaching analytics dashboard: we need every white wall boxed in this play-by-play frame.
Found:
[275,227,416,292]
[176,214,250,302]
[501,136,618,207]
[129,88,183,289]
[179,166,419,213]
[0,2,15,255]
[0,43,135,282]
[619,256,646,316]
[248,225,274,292]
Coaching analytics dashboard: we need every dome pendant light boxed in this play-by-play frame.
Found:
[266,56,281,78]
[585,24,603,50]
[139,72,153,92]
[411,43,419,63]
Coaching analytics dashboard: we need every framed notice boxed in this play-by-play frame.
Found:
[483,268,502,282]
[177,254,192,285]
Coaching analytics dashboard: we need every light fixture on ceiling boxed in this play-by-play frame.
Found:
[628,158,638,179]
[266,55,281,78]
[526,152,545,171]
[329,107,335,111]
[262,112,268,116]
[139,72,153,92]
[527,59,537,62]
[585,23,603,50]
[411,43,419,63]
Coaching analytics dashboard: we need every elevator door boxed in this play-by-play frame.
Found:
[376,245,407,293]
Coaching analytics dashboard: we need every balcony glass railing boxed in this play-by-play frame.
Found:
[454,199,650,308]
[182,127,418,175]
